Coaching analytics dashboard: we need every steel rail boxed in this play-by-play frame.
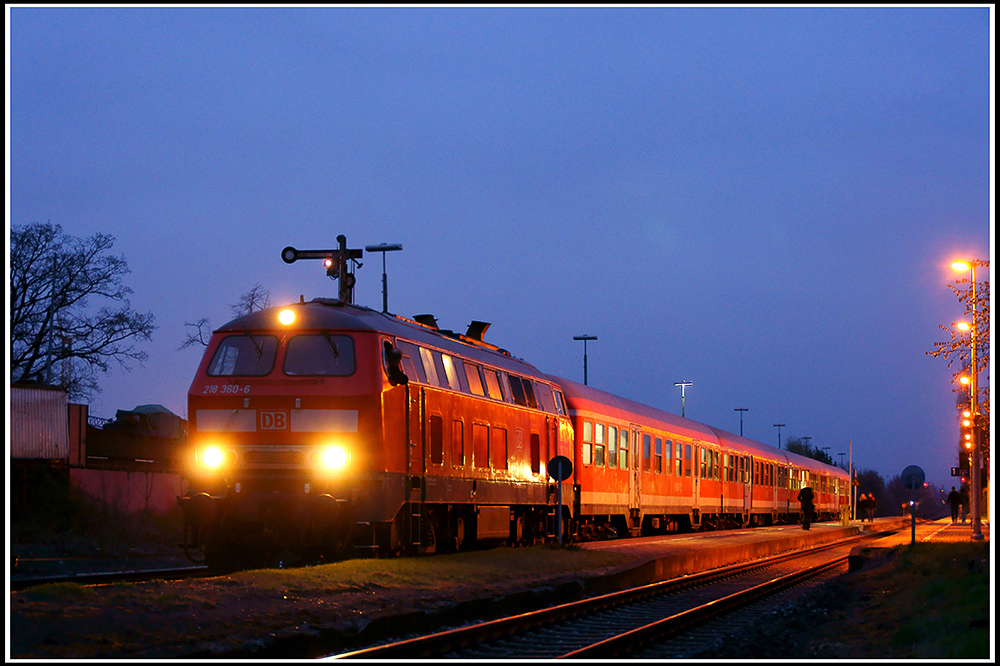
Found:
[331,531,881,660]
[559,553,848,659]
[10,565,210,592]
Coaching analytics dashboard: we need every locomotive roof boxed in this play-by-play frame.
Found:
[552,374,845,477]
[216,298,548,379]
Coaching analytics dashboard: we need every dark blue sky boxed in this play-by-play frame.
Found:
[8,7,992,487]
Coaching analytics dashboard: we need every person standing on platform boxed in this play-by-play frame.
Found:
[858,494,869,522]
[947,487,962,523]
[797,486,815,530]
[866,493,877,522]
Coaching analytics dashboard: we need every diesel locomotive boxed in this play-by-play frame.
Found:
[178,239,849,568]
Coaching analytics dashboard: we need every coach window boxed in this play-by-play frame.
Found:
[429,415,444,466]
[491,427,508,470]
[582,421,593,465]
[652,438,662,474]
[619,430,629,469]
[473,423,489,469]
[608,426,618,469]
[675,442,683,476]
[283,334,356,376]
[664,440,672,476]
[642,434,651,472]
[209,334,278,376]
[452,419,465,466]
[697,447,705,479]
[464,362,486,396]
[684,444,692,477]
[594,424,606,467]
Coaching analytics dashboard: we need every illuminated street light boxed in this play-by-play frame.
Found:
[952,259,984,541]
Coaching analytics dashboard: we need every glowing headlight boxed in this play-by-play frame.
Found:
[278,309,296,325]
[202,446,225,468]
[320,445,349,470]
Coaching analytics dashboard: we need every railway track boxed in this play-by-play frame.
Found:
[331,531,884,660]
[10,565,211,592]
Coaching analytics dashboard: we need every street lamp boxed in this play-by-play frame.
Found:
[734,407,748,437]
[773,423,785,450]
[573,335,598,385]
[952,259,984,541]
[364,243,403,313]
[674,381,693,417]
[838,452,846,469]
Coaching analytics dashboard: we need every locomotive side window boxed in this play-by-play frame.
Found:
[608,426,617,469]
[429,414,444,466]
[208,334,278,376]
[395,341,427,383]
[491,427,508,470]
[453,419,465,466]
[464,362,486,396]
[439,353,462,392]
[473,423,489,468]
[283,334,355,376]
[507,374,528,406]
[521,379,538,409]
[553,391,567,415]
[419,347,441,386]
[582,421,593,465]
[483,369,504,401]
[535,382,556,413]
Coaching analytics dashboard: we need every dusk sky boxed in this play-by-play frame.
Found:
[8,7,993,489]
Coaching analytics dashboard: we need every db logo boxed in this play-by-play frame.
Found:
[260,410,288,430]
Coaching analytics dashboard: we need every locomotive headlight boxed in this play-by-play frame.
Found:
[311,444,349,471]
[201,446,225,468]
[278,309,296,325]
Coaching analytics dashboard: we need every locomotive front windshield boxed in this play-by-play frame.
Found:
[207,334,278,376]
[284,333,356,376]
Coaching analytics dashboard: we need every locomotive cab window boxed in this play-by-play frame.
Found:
[284,334,356,376]
[208,334,278,376]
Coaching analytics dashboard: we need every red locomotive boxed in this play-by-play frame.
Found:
[178,239,850,568]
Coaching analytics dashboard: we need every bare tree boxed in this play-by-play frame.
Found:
[10,222,156,400]
[180,283,272,349]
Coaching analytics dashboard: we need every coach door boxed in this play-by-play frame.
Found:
[629,427,641,533]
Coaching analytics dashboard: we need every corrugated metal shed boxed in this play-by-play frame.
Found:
[10,384,69,460]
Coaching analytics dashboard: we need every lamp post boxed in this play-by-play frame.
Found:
[773,423,785,450]
[674,381,693,417]
[821,446,831,464]
[734,407,748,437]
[573,335,598,385]
[364,243,403,313]
[952,260,984,541]
[838,452,846,469]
